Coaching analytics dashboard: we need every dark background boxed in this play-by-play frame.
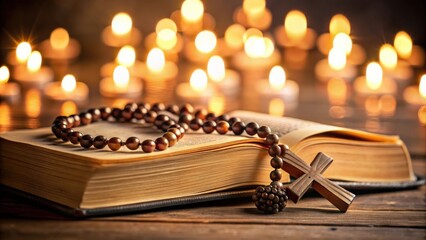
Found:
[0,0,425,63]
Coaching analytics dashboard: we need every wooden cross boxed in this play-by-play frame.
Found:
[282,151,355,212]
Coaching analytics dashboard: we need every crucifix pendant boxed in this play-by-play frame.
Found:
[282,150,356,212]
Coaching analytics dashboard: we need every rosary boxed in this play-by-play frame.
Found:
[51,102,355,214]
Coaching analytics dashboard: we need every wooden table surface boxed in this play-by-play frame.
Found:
[0,61,425,239]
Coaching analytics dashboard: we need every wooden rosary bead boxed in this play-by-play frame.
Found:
[270,156,284,169]
[265,134,280,146]
[166,104,180,115]
[141,139,156,153]
[180,122,189,132]
[80,112,93,126]
[180,103,194,115]
[88,109,101,122]
[194,109,208,120]
[163,132,178,147]
[70,114,81,127]
[216,121,230,135]
[268,144,282,157]
[121,108,134,121]
[53,124,67,138]
[216,114,230,123]
[108,137,122,151]
[178,113,193,125]
[151,103,166,112]
[137,102,151,110]
[144,111,158,124]
[66,116,75,127]
[228,117,241,128]
[125,137,141,150]
[155,137,169,151]
[270,169,282,181]
[257,126,271,138]
[154,115,170,128]
[161,120,176,132]
[61,128,73,142]
[205,112,216,121]
[80,134,93,149]
[124,103,138,111]
[68,131,82,144]
[245,122,259,136]
[93,135,108,149]
[189,118,203,131]
[279,144,289,157]
[100,107,112,120]
[111,108,122,120]
[202,120,217,133]
[132,107,147,120]
[168,128,182,140]
[231,121,246,135]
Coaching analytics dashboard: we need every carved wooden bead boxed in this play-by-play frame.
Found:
[80,134,93,149]
[141,139,156,153]
[100,107,112,120]
[88,108,101,122]
[245,122,259,136]
[194,109,208,120]
[168,128,182,140]
[151,103,166,112]
[79,112,93,125]
[180,103,194,115]
[163,132,178,147]
[228,117,241,128]
[265,134,280,146]
[121,108,134,121]
[202,120,217,134]
[270,169,282,181]
[216,121,230,135]
[257,126,271,138]
[108,137,122,151]
[166,104,180,115]
[111,108,122,120]
[61,128,73,142]
[189,118,203,131]
[270,156,284,169]
[144,111,158,123]
[232,121,246,135]
[268,144,282,157]
[155,137,169,151]
[93,135,108,149]
[126,137,141,150]
[68,131,82,144]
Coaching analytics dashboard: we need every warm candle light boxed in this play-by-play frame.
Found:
[394,31,412,59]
[156,18,178,33]
[111,12,132,36]
[50,28,70,50]
[113,65,130,90]
[329,14,351,36]
[420,74,426,99]
[208,96,225,115]
[61,101,78,116]
[379,44,398,69]
[156,18,178,50]
[244,36,266,58]
[225,24,245,49]
[243,28,263,41]
[366,62,383,90]
[207,55,225,82]
[25,89,41,118]
[328,48,346,71]
[61,74,77,93]
[419,106,426,125]
[243,0,265,18]
[116,45,136,67]
[195,30,217,53]
[16,42,32,63]
[327,78,347,105]
[269,98,285,116]
[0,66,10,84]
[284,10,307,42]
[147,48,165,72]
[333,33,352,55]
[190,69,208,92]
[269,66,286,91]
[181,0,204,23]
[27,51,42,72]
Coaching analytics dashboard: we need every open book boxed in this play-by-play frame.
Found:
[0,111,417,216]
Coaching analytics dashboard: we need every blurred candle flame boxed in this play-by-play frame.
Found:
[366,62,383,90]
[0,103,11,130]
[333,33,352,55]
[328,47,346,71]
[243,0,266,18]
[195,30,217,53]
[181,0,204,23]
[116,45,136,67]
[190,69,208,92]
[156,18,178,50]
[419,106,426,125]
[0,66,10,84]
[243,28,263,41]
[244,36,265,58]
[16,42,32,63]
[61,74,77,93]
[269,66,286,91]
[269,98,285,116]
[111,12,132,36]
[61,101,78,116]
[225,24,245,49]
[147,48,165,72]
[379,44,398,69]
[25,89,41,118]
[208,96,225,115]
[113,65,130,90]
[207,55,226,82]
[420,74,426,99]
[329,14,351,36]
[27,51,42,72]
[50,28,70,50]
[284,10,307,42]
[327,78,347,105]
[394,31,412,59]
